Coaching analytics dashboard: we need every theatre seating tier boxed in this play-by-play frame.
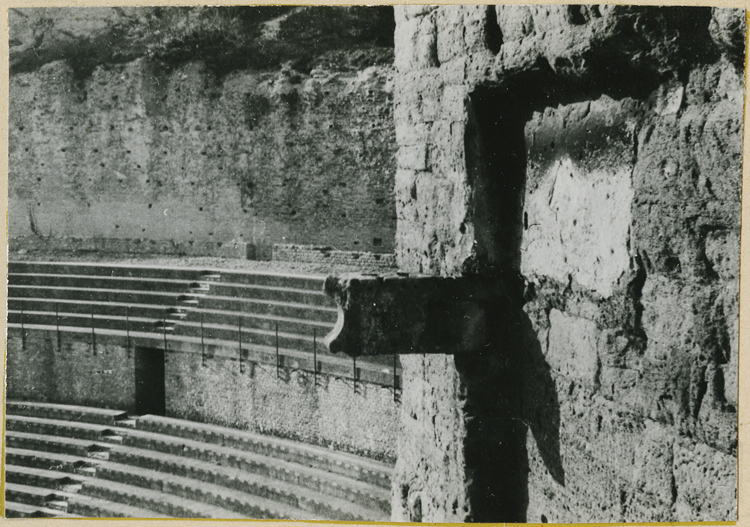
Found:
[5,401,393,520]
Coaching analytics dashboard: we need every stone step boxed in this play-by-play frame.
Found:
[10,273,199,293]
[7,401,129,426]
[8,309,167,334]
[205,281,333,307]
[4,500,82,518]
[6,424,389,517]
[187,294,337,321]
[9,284,335,317]
[92,459,336,520]
[9,261,326,290]
[184,307,333,335]
[7,414,122,442]
[172,319,326,353]
[6,410,391,495]
[10,274,332,310]
[8,284,188,307]
[6,447,102,476]
[8,303,335,341]
[134,414,393,489]
[5,464,86,492]
[66,493,171,518]
[9,261,210,281]
[6,429,114,459]
[5,482,72,509]
[9,278,330,308]
[104,443,389,518]
[76,478,251,519]
[114,426,391,506]
[214,269,326,291]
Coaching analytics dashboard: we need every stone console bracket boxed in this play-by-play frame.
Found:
[323,273,509,357]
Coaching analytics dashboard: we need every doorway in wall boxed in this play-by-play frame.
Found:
[134,346,166,415]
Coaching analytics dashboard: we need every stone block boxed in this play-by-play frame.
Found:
[640,276,695,361]
[394,11,439,72]
[496,5,536,41]
[631,420,675,506]
[440,57,467,85]
[546,309,599,385]
[673,438,736,521]
[521,97,637,297]
[441,85,467,121]
[398,144,429,171]
[704,229,739,281]
[436,7,464,64]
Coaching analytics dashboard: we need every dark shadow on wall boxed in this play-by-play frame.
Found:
[458,42,683,518]
[459,74,569,522]
[519,310,565,486]
[458,83,538,522]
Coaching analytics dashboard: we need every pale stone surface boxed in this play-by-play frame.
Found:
[521,156,633,297]
[546,309,599,385]
[673,438,737,520]
[10,7,398,255]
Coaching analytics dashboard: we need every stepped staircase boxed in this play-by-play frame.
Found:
[4,401,393,519]
[7,261,401,386]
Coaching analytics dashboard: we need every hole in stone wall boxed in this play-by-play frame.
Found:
[466,86,530,272]
[541,515,548,523]
[484,6,503,54]
[566,5,588,25]
[373,237,383,247]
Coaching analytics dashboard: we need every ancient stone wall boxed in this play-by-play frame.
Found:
[6,328,398,461]
[392,5,742,522]
[6,330,137,411]
[165,347,398,461]
[9,7,397,257]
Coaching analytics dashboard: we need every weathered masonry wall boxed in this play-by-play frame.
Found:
[392,5,742,522]
[7,328,398,461]
[7,330,137,411]
[165,347,398,461]
[9,7,397,256]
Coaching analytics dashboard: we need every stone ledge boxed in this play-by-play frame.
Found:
[273,244,397,270]
[10,236,251,259]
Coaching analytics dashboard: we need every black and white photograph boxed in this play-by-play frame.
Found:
[3,3,744,523]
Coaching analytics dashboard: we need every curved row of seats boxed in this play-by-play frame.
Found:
[7,261,401,386]
[5,401,393,519]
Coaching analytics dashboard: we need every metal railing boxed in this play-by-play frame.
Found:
[11,300,402,401]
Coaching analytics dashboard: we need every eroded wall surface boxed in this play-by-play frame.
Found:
[6,329,398,461]
[392,5,742,522]
[9,7,397,255]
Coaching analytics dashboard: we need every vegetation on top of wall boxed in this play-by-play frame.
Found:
[10,6,395,79]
